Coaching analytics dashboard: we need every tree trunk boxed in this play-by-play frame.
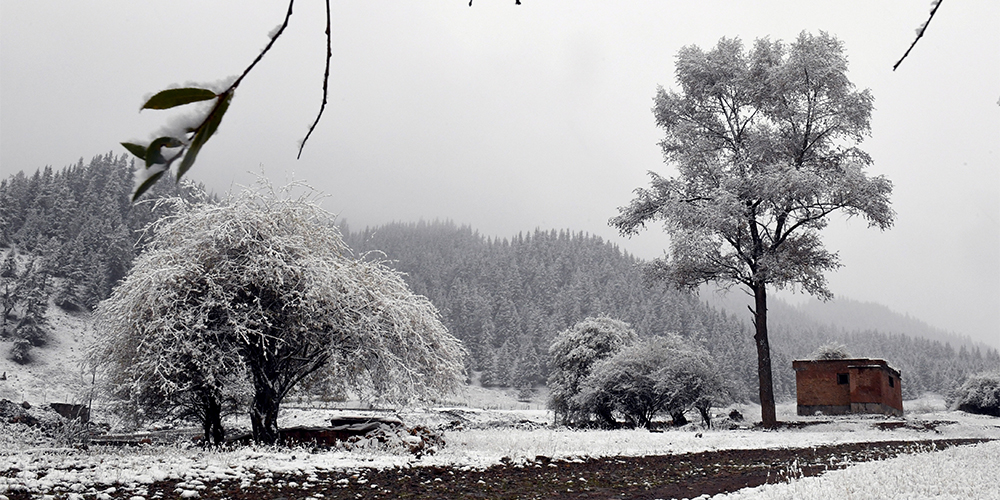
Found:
[201,395,225,447]
[696,401,712,429]
[596,403,617,429]
[208,398,225,446]
[670,410,688,427]
[250,383,282,444]
[753,283,777,429]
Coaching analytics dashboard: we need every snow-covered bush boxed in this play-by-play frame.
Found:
[811,342,851,360]
[8,339,32,364]
[575,334,723,428]
[950,371,1000,417]
[546,316,637,426]
[90,181,466,444]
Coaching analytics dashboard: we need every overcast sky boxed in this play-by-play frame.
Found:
[1,1,997,348]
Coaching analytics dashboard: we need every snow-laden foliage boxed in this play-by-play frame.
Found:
[810,342,850,360]
[575,335,723,428]
[950,371,1000,417]
[90,181,465,443]
[1,250,51,363]
[547,316,637,426]
[611,32,894,428]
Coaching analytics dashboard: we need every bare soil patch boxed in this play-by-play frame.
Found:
[3,437,989,500]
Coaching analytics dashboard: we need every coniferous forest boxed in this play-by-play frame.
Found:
[341,221,999,401]
[1,157,997,401]
[0,153,208,360]
[342,222,755,397]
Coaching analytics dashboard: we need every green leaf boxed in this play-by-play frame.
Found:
[177,91,233,180]
[142,88,217,110]
[145,136,183,167]
[131,168,167,202]
[121,142,147,161]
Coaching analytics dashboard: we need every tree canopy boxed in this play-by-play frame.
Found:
[576,334,722,429]
[547,316,638,426]
[90,182,465,444]
[611,32,893,428]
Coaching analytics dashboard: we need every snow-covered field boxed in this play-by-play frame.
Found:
[2,394,999,499]
[2,307,998,498]
[711,439,1000,499]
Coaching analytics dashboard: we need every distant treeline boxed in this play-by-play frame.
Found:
[0,154,206,347]
[342,221,757,397]
[344,221,999,400]
[1,157,995,400]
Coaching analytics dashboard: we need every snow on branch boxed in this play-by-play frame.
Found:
[90,180,465,441]
[893,0,943,71]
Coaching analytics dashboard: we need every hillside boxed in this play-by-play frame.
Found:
[701,289,990,351]
[0,300,94,405]
[1,157,997,408]
[701,289,1000,397]
[343,221,756,397]
[345,221,999,400]
[795,297,988,350]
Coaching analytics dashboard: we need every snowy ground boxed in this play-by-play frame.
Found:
[0,306,95,407]
[2,393,998,499]
[711,440,1000,499]
[2,307,998,498]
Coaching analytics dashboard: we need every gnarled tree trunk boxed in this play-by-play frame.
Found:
[250,381,281,445]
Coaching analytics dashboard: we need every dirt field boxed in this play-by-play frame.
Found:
[3,438,989,500]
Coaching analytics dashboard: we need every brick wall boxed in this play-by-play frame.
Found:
[793,359,903,417]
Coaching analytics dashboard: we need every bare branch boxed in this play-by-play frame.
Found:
[893,0,943,71]
[297,0,333,159]
[469,0,521,5]
[230,0,296,91]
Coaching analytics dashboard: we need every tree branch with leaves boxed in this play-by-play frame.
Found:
[121,0,333,201]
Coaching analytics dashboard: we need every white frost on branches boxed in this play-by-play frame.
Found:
[547,316,638,426]
[950,371,1000,416]
[576,334,723,428]
[810,342,851,360]
[89,181,465,433]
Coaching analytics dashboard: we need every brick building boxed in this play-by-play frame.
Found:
[793,358,903,417]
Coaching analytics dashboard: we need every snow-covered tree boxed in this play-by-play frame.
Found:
[610,32,893,428]
[1,251,50,362]
[949,371,1000,417]
[547,316,637,426]
[575,334,722,428]
[90,182,465,444]
[811,342,851,360]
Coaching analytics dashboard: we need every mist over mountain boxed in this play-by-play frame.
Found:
[343,220,998,400]
[1,158,997,405]
[702,290,994,352]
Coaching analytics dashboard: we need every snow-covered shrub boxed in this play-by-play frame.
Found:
[811,342,851,360]
[8,338,32,364]
[950,371,1000,417]
[575,334,723,428]
[546,316,638,426]
[90,181,466,444]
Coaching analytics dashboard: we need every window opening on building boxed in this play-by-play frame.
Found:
[837,373,849,385]
[889,376,894,387]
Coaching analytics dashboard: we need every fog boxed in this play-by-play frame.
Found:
[1,1,997,347]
